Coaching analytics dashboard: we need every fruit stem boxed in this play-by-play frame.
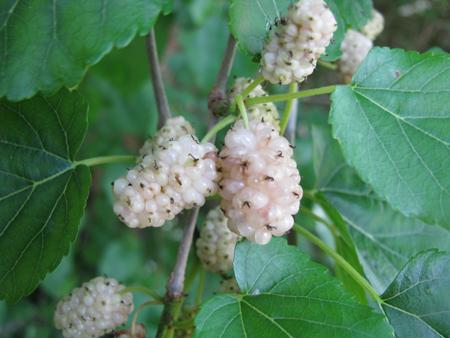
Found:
[240,75,265,99]
[131,300,163,337]
[236,94,249,128]
[294,224,382,303]
[77,155,135,167]
[246,85,336,105]
[300,207,338,237]
[201,115,237,143]
[318,59,338,70]
[280,83,298,134]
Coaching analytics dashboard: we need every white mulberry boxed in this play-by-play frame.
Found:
[230,77,279,128]
[219,278,240,293]
[361,10,384,41]
[196,207,239,274]
[218,119,302,245]
[113,117,219,228]
[54,277,133,338]
[261,0,337,85]
[338,29,373,83]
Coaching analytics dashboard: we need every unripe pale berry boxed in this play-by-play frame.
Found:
[54,277,133,338]
[361,10,384,41]
[338,29,373,83]
[113,117,219,228]
[220,278,240,293]
[218,119,303,245]
[261,0,337,85]
[230,77,279,129]
[196,207,239,274]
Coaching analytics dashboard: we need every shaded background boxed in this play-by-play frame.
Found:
[1,0,448,336]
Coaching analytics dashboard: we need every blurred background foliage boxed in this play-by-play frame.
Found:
[0,0,448,337]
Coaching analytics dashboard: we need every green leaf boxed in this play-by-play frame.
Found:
[312,125,450,293]
[330,47,450,229]
[381,250,450,338]
[333,0,372,29]
[0,0,162,101]
[0,90,91,302]
[195,238,394,338]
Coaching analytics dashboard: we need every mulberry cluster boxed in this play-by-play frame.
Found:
[261,0,337,85]
[196,207,239,274]
[54,277,133,338]
[220,278,240,293]
[361,10,384,41]
[113,117,219,228]
[338,30,373,83]
[230,77,279,128]
[218,119,302,245]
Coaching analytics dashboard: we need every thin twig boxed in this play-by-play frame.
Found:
[167,207,199,298]
[146,28,171,127]
[208,35,237,116]
[156,209,198,338]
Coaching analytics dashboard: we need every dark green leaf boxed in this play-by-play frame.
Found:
[382,250,450,338]
[0,0,162,101]
[330,47,450,229]
[312,125,450,293]
[195,238,394,338]
[0,90,91,302]
[333,0,372,28]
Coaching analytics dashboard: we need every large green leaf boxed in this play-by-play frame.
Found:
[330,47,450,229]
[0,90,91,302]
[195,238,394,338]
[312,125,450,293]
[0,0,163,101]
[228,0,372,61]
[381,250,450,338]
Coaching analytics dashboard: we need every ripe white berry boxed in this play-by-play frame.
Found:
[361,10,384,41]
[218,119,303,245]
[196,207,239,274]
[230,77,279,128]
[113,117,219,228]
[338,29,373,83]
[54,277,133,338]
[219,278,240,293]
[261,0,337,85]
